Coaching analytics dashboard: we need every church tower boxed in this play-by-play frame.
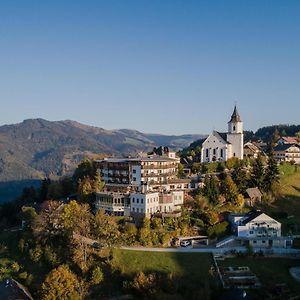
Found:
[227,105,244,159]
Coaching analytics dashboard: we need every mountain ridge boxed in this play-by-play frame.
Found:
[0,118,205,184]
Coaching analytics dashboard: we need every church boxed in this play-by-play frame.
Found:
[201,106,244,163]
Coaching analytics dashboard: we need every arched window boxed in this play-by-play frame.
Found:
[233,125,236,131]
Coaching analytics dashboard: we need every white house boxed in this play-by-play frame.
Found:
[229,211,293,248]
[274,143,300,164]
[201,106,244,163]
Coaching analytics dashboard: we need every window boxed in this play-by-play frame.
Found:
[249,231,253,234]
[213,148,216,155]
[141,198,143,204]
[133,169,136,174]
[137,198,139,204]
[220,149,224,157]
[132,198,135,203]
[253,240,257,244]
[141,208,143,213]
[262,240,266,243]
[233,126,236,131]
[206,149,209,157]
[137,208,139,213]
[132,207,135,212]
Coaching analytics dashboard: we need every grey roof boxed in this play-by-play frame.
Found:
[97,155,175,164]
[240,211,263,225]
[214,131,230,144]
[246,188,262,199]
[228,105,242,123]
[0,279,33,300]
[274,143,300,152]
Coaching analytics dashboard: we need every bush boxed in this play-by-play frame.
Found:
[207,221,229,238]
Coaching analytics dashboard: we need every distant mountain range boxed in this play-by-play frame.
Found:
[0,118,204,199]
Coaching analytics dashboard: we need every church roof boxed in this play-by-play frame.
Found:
[213,131,231,144]
[228,105,242,123]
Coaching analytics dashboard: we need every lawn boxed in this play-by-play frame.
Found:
[109,249,219,298]
[112,249,214,280]
[260,163,300,234]
[218,256,300,294]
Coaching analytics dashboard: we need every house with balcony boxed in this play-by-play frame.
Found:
[229,211,293,248]
[274,143,300,164]
[94,153,186,220]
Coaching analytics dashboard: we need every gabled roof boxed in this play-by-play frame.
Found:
[240,211,279,226]
[0,279,33,300]
[246,188,262,199]
[228,105,242,123]
[274,143,300,152]
[279,136,298,144]
[213,131,230,144]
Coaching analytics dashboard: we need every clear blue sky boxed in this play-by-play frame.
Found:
[0,0,299,134]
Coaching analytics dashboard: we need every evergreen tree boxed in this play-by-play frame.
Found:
[264,152,280,192]
[251,154,265,190]
[231,161,248,193]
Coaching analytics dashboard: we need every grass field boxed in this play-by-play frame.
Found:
[112,249,214,280]
[110,249,219,298]
[218,256,300,294]
[260,163,300,234]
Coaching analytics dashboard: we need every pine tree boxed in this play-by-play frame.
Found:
[251,154,265,190]
[221,175,239,204]
[264,152,280,192]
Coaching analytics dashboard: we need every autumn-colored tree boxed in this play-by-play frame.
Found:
[41,265,81,300]
[32,201,65,246]
[90,266,104,285]
[93,169,105,193]
[92,209,120,247]
[221,175,239,204]
[130,272,158,296]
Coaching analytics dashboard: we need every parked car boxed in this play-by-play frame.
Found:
[180,240,191,247]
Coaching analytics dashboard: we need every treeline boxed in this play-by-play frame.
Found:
[0,159,104,229]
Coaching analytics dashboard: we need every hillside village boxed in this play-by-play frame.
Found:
[1,106,300,299]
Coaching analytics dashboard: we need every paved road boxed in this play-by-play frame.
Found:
[120,246,300,255]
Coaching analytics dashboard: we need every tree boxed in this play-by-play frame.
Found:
[203,175,220,205]
[62,200,91,237]
[251,155,265,190]
[77,177,94,202]
[191,163,201,174]
[93,170,105,193]
[200,164,208,174]
[216,162,225,173]
[231,162,248,193]
[139,218,152,246]
[92,209,120,247]
[20,206,37,229]
[91,266,104,285]
[221,175,239,204]
[264,152,280,192]
[73,159,95,186]
[177,163,185,178]
[33,201,65,246]
[41,265,81,300]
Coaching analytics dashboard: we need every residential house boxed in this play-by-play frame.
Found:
[229,211,293,248]
[277,136,298,145]
[244,188,262,206]
[274,143,300,164]
[243,142,262,159]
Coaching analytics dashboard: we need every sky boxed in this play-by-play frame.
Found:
[0,0,299,135]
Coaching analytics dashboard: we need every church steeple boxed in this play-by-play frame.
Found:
[228,105,242,123]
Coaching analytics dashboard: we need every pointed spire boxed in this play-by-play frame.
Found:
[228,105,242,123]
